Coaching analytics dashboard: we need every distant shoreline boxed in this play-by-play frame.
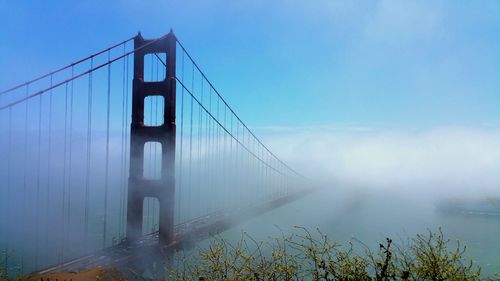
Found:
[437,197,500,217]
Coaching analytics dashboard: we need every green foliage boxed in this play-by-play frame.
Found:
[168,227,499,281]
[394,229,480,281]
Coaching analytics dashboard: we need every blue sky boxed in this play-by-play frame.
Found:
[1,0,499,129]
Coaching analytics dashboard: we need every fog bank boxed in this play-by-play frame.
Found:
[262,126,500,200]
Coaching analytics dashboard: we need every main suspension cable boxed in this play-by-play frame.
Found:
[0,37,134,96]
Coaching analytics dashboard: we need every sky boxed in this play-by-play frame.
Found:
[1,0,499,130]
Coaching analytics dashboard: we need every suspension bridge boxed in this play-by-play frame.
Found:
[0,30,308,277]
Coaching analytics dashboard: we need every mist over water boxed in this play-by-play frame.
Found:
[219,187,500,275]
[216,126,500,275]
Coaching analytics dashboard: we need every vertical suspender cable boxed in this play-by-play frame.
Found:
[263,148,266,198]
[248,129,251,200]
[201,79,206,215]
[34,86,43,269]
[178,51,185,223]
[0,100,3,266]
[216,97,220,210]
[263,152,267,198]
[122,53,130,237]
[252,134,255,199]
[207,87,212,211]
[197,73,203,215]
[20,83,29,272]
[103,51,111,247]
[210,87,214,211]
[188,64,194,220]
[45,74,53,263]
[235,121,239,205]
[67,66,74,249]
[60,81,68,262]
[5,107,12,273]
[241,127,245,201]
[223,106,227,208]
[84,58,93,252]
[230,114,234,205]
[119,45,127,240]
[204,82,210,212]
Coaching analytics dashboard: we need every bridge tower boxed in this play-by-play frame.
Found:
[127,31,176,244]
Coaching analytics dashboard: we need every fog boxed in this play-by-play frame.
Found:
[212,125,500,275]
[262,126,500,199]
[2,102,500,276]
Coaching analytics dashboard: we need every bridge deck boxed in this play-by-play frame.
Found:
[38,190,310,276]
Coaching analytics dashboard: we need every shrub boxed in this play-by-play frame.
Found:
[168,227,499,281]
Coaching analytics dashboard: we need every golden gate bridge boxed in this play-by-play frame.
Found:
[0,30,308,277]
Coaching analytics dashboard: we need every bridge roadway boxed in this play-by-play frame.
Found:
[38,189,311,276]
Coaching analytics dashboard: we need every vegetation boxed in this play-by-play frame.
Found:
[0,250,10,280]
[168,227,499,281]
